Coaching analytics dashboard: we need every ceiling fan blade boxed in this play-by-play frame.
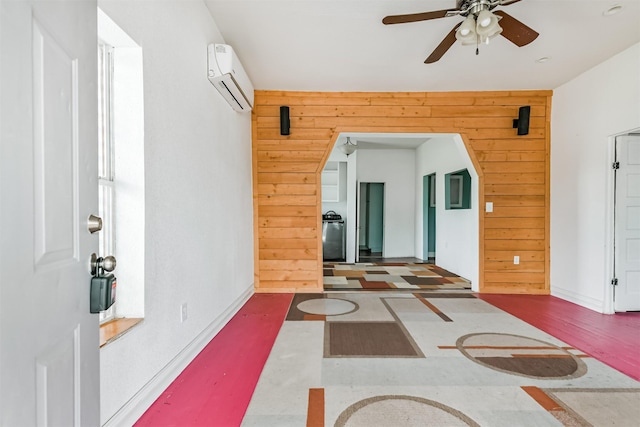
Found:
[425,23,461,64]
[494,10,539,47]
[383,9,457,25]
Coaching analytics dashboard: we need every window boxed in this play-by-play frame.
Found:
[449,175,463,208]
[445,169,471,210]
[98,42,116,323]
[97,8,146,332]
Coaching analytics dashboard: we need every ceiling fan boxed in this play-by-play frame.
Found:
[382,0,539,64]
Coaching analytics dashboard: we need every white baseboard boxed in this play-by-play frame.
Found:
[102,286,254,427]
[551,287,604,313]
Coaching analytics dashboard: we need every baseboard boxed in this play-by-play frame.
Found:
[551,287,604,313]
[102,285,254,427]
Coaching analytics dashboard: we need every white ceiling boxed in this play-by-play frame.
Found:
[204,0,640,92]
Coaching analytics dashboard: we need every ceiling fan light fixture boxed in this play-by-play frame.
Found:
[339,137,357,155]
[477,10,492,28]
[475,11,501,37]
[456,16,477,42]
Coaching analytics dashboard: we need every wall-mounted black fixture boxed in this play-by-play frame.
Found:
[512,105,530,136]
[280,106,290,136]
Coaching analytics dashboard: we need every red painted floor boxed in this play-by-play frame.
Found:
[479,294,640,381]
[134,293,293,427]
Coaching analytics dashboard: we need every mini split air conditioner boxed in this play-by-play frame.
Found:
[207,44,254,112]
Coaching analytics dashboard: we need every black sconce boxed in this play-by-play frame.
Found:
[280,106,290,136]
[512,106,530,136]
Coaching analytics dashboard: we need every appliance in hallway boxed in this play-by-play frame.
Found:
[322,211,345,261]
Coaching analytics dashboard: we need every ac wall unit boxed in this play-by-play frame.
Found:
[207,44,254,112]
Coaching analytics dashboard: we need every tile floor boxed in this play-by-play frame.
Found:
[323,261,471,291]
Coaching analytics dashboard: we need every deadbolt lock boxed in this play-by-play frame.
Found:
[87,214,103,234]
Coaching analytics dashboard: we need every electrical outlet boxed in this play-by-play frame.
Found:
[514,256,520,265]
[180,302,188,322]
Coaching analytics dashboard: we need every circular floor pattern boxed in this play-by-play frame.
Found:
[334,395,480,427]
[296,298,358,316]
[456,332,587,379]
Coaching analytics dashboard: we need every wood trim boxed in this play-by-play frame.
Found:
[100,317,143,347]
[252,90,552,294]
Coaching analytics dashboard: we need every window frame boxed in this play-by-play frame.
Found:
[97,42,116,324]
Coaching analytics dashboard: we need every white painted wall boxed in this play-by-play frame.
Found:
[357,149,416,257]
[551,42,640,313]
[97,1,254,424]
[415,136,479,288]
[346,151,358,262]
[322,156,348,220]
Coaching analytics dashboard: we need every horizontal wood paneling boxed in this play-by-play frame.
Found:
[260,248,317,260]
[252,90,552,293]
[257,184,317,195]
[258,173,316,184]
[257,195,317,206]
[258,227,317,239]
[483,173,545,185]
[259,260,318,271]
[259,269,319,281]
[258,216,317,228]
[485,218,545,229]
[259,238,317,249]
[484,207,546,217]
[485,251,545,261]
[257,206,317,216]
[484,261,545,272]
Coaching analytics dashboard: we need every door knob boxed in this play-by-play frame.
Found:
[90,253,117,276]
[87,214,103,233]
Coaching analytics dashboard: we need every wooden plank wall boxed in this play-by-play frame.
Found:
[252,90,552,294]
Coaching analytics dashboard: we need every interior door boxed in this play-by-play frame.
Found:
[423,174,436,262]
[0,1,100,425]
[367,183,385,255]
[614,134,640,311]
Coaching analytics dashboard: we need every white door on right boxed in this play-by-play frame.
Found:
[614,134,640,312]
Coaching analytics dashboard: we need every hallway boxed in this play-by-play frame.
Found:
[135,291,640,426]
[323,261,471,291]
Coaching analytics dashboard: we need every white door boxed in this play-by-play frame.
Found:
[614,134,640,312]
[0,0,100,425]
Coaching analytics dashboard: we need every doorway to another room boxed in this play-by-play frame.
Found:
[612,131,640,312]
[423,174,436,264]
[320,133,479,291]
[359,182,385,260]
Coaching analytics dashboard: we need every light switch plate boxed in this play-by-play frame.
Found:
[486,202,493,213]
[514,256,520,265]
